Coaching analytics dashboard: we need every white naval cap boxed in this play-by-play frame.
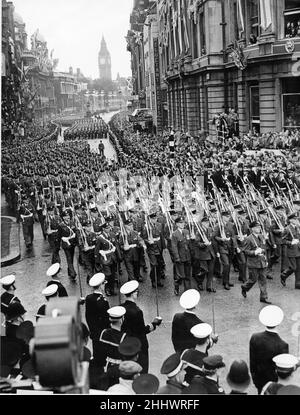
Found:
[46,263,60,277]
[0,274,16,286]
[190,323,212,339]
[89,273,106,287]
[272,354,299,371]
[108,306,126,319]
[179,289,200,310]
[42,284,58,297]
[120,280,139,295]
[259,305,284,327]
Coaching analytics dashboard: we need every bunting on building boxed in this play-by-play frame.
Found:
[260,0,272,31]
[229,41,247,71]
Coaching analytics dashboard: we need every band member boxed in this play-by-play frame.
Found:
[241,221,271,303]
[213,211,235,290]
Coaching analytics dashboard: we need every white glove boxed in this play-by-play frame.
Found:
[292,239,299,245]
[255,248,262,255]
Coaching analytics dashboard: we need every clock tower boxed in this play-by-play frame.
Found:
[98,36,112,81]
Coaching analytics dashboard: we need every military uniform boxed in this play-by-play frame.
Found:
[281,220,300,289]
[94,230,117,295]
[18,200,34,248]
[171,311,203,354]
[184,375,225,394]
[171,226,192,292]
[98,328,127,371]
[85,291,110,363]
[58,218,77,279]
[45,211,62,264]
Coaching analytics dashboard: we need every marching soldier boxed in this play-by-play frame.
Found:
[281,212,300,289]
[18,196,35,249]
[213,210,235,290]
[241,221,271,304]
[85,273,110,366]
[94,219,117,296]
[58,210,77,279]
[120,219,146,282]
[171,217,192,296]
[76,219,97,283]
[120,280,162,373]
[141,212,165,288]
[45,202,61,264]
[190,214,216,292]
[232,206,249,283]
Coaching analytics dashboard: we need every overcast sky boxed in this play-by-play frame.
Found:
[12,0,133,80]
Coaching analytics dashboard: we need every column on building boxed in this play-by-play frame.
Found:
[207,75,225,136]
[237,72,247,134]
[185,77,199,135]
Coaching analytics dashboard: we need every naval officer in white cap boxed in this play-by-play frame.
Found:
[120,280,162,374]
[99,306,128,372]
[249,305,289,394]
[36,284,59,321]
[261,353,300,395]
[85,273,110,368]
[0,275,22,318]
[46,263,68,297]
[181,323,216,384]
[171,289,203,354]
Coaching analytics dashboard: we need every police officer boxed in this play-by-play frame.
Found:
[120,280,162,373]
[85,273,110,365]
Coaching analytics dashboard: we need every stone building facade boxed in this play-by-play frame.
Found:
[157,0,300,136]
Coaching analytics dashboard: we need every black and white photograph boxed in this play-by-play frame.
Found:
[1,0,300,400]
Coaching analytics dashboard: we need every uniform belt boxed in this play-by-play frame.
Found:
[21,214,33,218]
[106,357,122,365]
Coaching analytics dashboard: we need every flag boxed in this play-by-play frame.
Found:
[237,0,245,33]
[260,0,272,31]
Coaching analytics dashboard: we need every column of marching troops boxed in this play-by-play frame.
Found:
[1,119,300,394]
[63,117,108,141]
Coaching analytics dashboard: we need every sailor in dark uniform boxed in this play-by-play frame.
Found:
[249,305,289,394]
[46,263,68,297]
[1,275,21,318]
[36,284,59,321]
[85,273,110,366]
[171,289,203,354]
[157,353,186,394]
[183,355,226,394]
[98,306,128,372]
[120,280,162,373]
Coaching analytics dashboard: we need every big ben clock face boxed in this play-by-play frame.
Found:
[100,58,106,64]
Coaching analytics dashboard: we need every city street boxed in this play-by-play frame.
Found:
[1,132,300,393]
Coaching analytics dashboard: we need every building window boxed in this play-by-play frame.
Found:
[199,10,206,55]
[249,0,260,39]
[284,0,300,38]
[249,85,260,133]
[282,78,300,129]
